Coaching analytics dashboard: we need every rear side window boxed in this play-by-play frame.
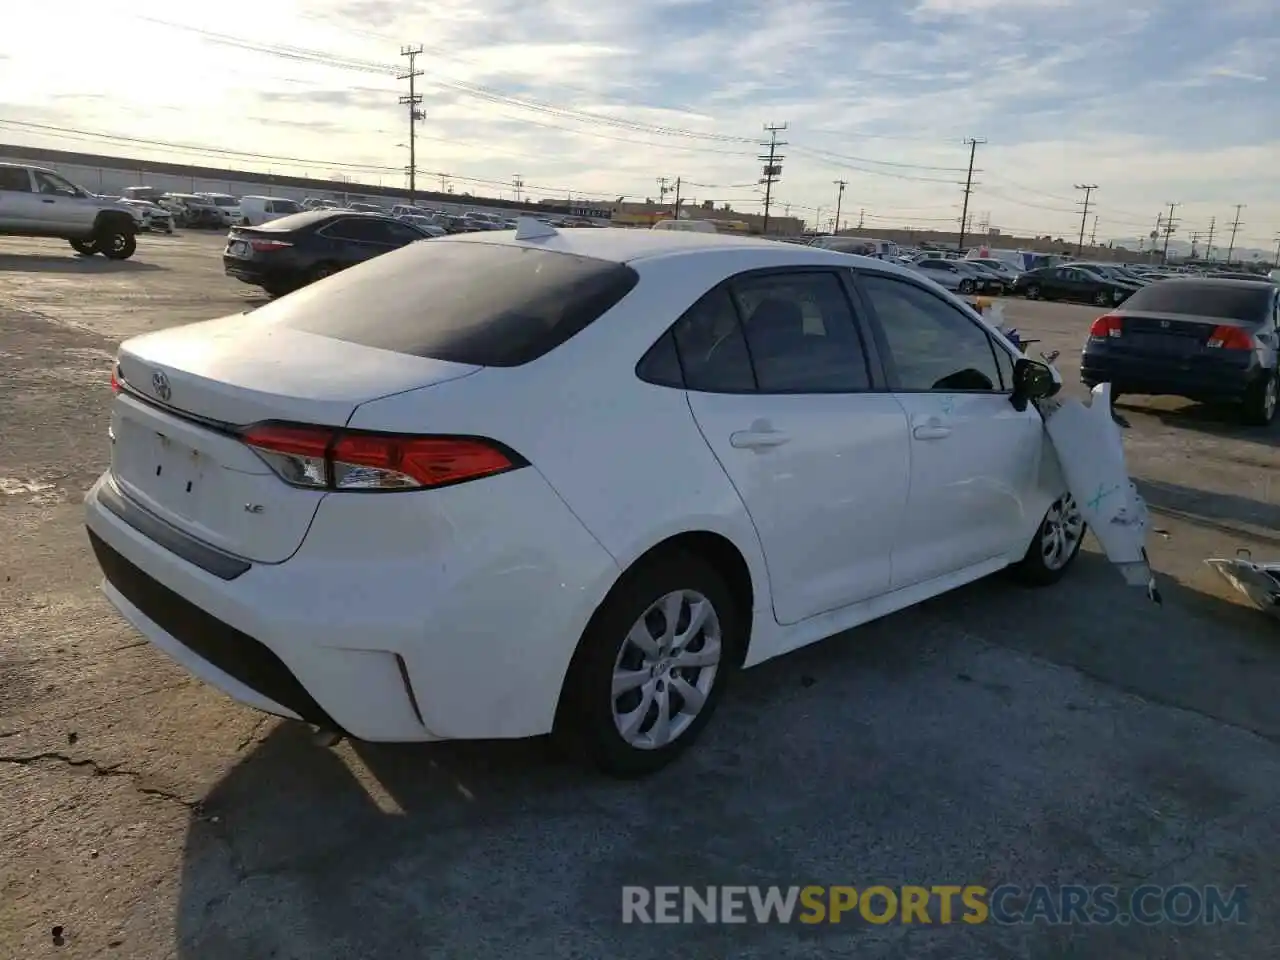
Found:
[672,287,756,392]
[259,241,640,367]
[1122,282,1271,323]
[0,167,30,192]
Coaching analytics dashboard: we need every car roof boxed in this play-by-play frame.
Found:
[1153,276,1275,289]
[439,226,903,268]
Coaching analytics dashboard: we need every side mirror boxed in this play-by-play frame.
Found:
[1010,357,1059,411]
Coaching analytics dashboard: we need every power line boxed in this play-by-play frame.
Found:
[957,137,984,252]
[1074,184,1098,255]
[1226,204,1245,263]
[759,123,787,235]
[397,44,425,205]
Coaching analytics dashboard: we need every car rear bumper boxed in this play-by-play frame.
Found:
[222,257,300,288]
[84,468,620,742]
[1081,353,1263,401]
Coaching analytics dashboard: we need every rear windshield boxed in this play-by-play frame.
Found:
[1123,281,1272,322]
[250,210,342,232]
[258,240,640,366]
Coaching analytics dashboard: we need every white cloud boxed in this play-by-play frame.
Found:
[0,0,1274,240]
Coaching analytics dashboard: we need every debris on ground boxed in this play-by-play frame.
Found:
[1206,550,1280,620]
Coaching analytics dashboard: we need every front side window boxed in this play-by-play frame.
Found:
[860,274,1005,392]
[32,171,80,197]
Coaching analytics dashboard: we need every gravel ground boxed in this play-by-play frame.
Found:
[1,233,1278,959]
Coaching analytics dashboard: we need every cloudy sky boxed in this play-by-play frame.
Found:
[1,0,1277,248]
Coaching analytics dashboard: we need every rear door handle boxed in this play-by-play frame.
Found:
[41,198,55,204]
[730,429,791,450]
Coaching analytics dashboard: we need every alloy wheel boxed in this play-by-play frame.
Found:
[1041,494,1085,571]
[611,590,722,750]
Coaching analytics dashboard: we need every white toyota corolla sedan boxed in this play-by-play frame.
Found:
[85,221,1086,777]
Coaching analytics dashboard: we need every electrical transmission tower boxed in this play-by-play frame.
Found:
[758,123,788,235]
[957,137,984,252]
[512,174,524,203]
[398,45,425,205]
[1226,204,1245,263]
[1074,184,1098,255]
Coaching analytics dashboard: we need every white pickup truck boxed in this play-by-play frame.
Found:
[0,162,139,259]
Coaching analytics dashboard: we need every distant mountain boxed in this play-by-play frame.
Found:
[1109,236,1273,262]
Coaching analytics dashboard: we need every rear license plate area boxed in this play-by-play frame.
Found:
[1126,333,1198,357]
[118,423,209,521]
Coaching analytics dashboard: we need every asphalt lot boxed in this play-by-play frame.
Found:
[2,232,1279,959]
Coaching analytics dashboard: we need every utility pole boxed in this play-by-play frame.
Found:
[858,208,865,229]
[1161,202,1180,264]
[1074,184,1098,255]
[1204,216,1216,261]
[398,45,425,206]
[1226,204,1245,263]
[758,122,788,235]
[1089,214,1098,247]
[672,177,682,220]
[512,174,524,204]
[832,179,847,234]
[957,137,985,252]
[656,176,670,204]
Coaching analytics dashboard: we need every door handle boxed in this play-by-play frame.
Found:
[911,417,952,440]
[913,425,951,440]
[41,198,55,203]
[730,429,791,450]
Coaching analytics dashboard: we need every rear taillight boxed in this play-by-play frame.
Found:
[1206,325,1254,350]
[110,365,120,393]
[250,239,293,253]
[1089,314,1123,338]
[239,423,524,491]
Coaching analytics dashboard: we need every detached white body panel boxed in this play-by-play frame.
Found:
[1040,383,1155,593]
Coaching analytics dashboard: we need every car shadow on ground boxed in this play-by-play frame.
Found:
[1117,399,1279,449]
[168,551,1280,959]
[0,254,165,274]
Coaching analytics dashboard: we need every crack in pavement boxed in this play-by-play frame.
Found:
[234,716,270,753]
[0,751,200,810]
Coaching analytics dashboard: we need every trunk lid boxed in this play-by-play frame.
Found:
[112,313,480,562]
[1112,310,1253,360]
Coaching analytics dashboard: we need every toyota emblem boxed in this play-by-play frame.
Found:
[151,371,172,402]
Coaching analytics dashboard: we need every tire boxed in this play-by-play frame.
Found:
[262,283,293,299]
[1241,371,1278,427]
[958,279,975,294]
[554,552,744,778]
[97,228,136,261]
[69,238,99,256]
[1010,494,1086,587]
[1025,284,1040,300]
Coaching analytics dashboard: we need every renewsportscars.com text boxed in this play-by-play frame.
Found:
[621,884,1249,926]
